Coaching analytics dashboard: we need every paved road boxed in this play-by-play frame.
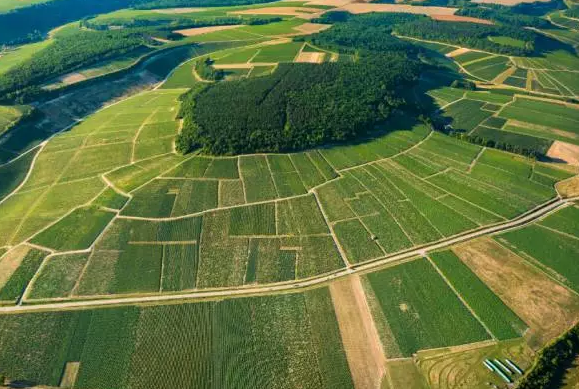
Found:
[0,195,575,314]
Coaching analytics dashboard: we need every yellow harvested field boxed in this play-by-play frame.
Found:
[174,25,241,37]
[454,238,579,348]
[295,51,325,63]
[230,7,325,17]
[547,141,579,166]
[330,275,387,389]
[153,7,207,14]
[474,0,550,5]
[446,48,470,58]
[338,3,457,16]
[294,22,332,34]
[556,175,579,198]
[431,14,494,24]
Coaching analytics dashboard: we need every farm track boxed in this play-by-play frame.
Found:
[1,194,576,314]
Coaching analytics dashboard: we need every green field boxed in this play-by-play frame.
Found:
[498,98,579,135]
[0,289,353,388]
[430,251,527,340]
[367,258,490,356]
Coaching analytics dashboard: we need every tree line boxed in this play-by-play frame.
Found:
[0,0,276,45]
[0,28,152,102]
[395,19,539,56]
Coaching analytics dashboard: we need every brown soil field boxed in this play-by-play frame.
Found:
[174,25,241,37]
[339,3,457,16]
[493,66,517,84]
[294,51,325,63]
[0,245,30,289]
[453,238,579,349]
[446,47,470,57]
[431,14,494,24]
[330,275,387,389]
[557,176,579,198]
[60,73,88,85]
[153,7,207,14]
[294,22,332,34]
[473,0,550,5]
[548,141,579,166]
[230,7,325,17]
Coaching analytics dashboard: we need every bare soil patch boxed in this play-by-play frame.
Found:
[0,245,30,289]
[339,3,457,16]
[548,141,579,166]
[230,7,325,17]
[174,25,241,37]
[59,362,80,388]
[330,275,387,389]
[446,47,470,58]
[294,22,332,34]
[453,238,579,348]
[153,7,207,14]
[493,66,517,84]
[295,51,325,63]
[557,176,579,198]
[431,14,494,24]
[473,0,549,5]
[60,73,88,85]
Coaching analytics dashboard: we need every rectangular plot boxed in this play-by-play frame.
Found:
[197,210,249,288]
[430,251,527,340]
[361,213,412,254]
[219,179,245,207]
[443,99,493,132]
[254,238,296,283]
[315,176,362,222]
[111,245,162,293]
[134,137,174,161]
[276,195,329,235]
[137,122,178,140]
[392,153,445,178]
[294,236,344,278]
[272,171,307,197]
[289,153,327,189]
[334,219,384,263]
[93,187,130,210]
[204,158,239,179]
[85,130,136,147]
[239,155,277,202]
[437,194,502,225]
[28,253,89,299]
[539,204,579,237]
[31,206,115,251]
[367,258,490,356]
[164,157,212,178]
[106,154,184,193]
[162,244,199,291]
[307,151,338,180]
[121,180,177,218]
[229,203,276,236]
[172,180,219,216]
[0,247,47,302]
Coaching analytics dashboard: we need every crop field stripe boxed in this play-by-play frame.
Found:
[426,254,497,340]
[313,191,350,267]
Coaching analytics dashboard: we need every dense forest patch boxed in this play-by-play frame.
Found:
[177,13,424,155]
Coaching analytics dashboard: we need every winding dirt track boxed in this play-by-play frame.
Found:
[0,195,575,314]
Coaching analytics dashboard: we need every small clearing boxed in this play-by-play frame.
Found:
[174,25,241,37]
[547,141,579,166]
[453,237,579,348]
[431,15,494,24]
[329,275,387,389]
[294,22,332,34]
[338,4,457,16]
[295,51,325,63]
[446,48,470,58]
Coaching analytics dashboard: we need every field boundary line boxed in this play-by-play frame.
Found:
[3,196,576,313]
[312,190,351,268]
[535,222,579,242]
[0,143,45,206]
[468,147,486,171]
[425,254,497,340]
